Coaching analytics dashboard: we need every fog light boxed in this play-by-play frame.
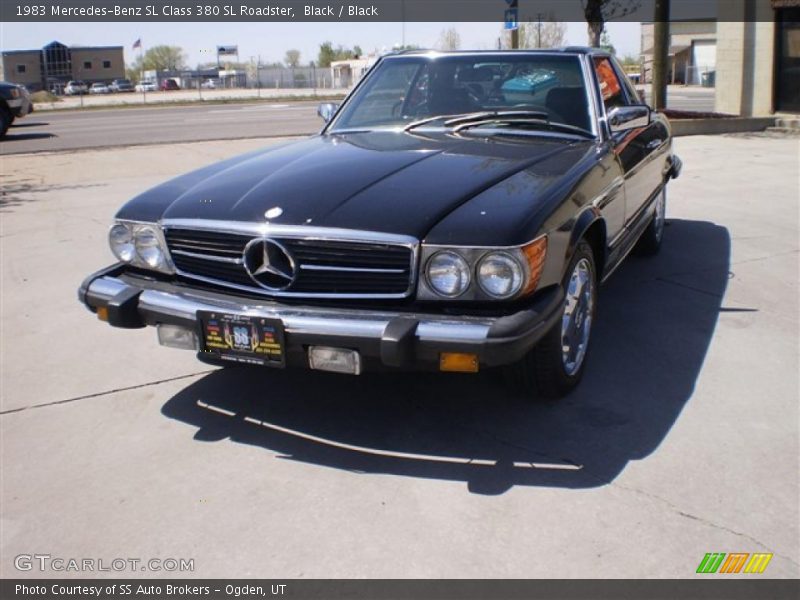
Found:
[157,324,198,350]
[308,346,362,375]
[96,306,109,322]
[440,352,479,373]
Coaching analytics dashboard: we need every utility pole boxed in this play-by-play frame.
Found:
[401,0,406,47]
[652,0,670,110]
[508,0,519,49]
[537,13,544,48]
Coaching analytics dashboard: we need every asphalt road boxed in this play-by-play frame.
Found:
[1,134,797,578]
[2,88,716,155]
[1,101,321,154]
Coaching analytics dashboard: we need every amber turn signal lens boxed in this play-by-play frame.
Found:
[440,352,479,373]
[521,236,548,296]
[96,306,109,322]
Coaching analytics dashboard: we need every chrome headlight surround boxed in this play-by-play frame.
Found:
[417,235,547,301]
[108,220,174,274]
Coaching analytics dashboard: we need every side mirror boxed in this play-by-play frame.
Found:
[317,102,339,123]
[608,105,651,133]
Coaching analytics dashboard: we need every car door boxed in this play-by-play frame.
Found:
[593,56,667,228]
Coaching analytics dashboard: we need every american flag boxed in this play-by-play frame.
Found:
[132,39,141,50]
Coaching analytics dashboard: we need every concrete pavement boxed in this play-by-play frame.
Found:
[0,133,797,578]
[3,85,718,155]
[34,86,348,111]
[1,102,320,154]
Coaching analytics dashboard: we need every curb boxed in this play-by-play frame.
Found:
[671,117,776,137]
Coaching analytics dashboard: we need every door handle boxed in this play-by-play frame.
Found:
[647,139,664,150]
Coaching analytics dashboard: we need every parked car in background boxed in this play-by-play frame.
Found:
[134,80,157,92]
[89,83,111,94]
[64,80,88,95]
[110,79,134,93]
[200,79,217,89]
[160,78,180,91]
[0,81,33,137]
[79,48,681,400]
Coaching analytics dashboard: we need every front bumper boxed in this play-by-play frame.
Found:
[78,265,564,372]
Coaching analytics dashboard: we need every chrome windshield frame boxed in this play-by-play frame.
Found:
[325,50,602,139]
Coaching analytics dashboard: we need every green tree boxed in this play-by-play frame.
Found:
[437,28,461,51]
[138,45,187,71]
[582,0,640,47]
[392,44,421,51]
[600,31,616,54]
[318,42,336,68]
[501,17,566,49]
[317,42,360,67]
[125,67,140,84]
[284,49,301,68]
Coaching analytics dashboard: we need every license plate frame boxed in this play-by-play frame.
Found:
[198,311,286,367]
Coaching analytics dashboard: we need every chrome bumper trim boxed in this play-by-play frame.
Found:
[83,276,493,345]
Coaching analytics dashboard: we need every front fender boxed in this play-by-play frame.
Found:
[567,208,606,279]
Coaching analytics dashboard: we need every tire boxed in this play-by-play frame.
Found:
[506,240,598,400]
[635,187,666,256]
[0,107,11,138]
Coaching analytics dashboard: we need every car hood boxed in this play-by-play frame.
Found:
[118,131,594,242]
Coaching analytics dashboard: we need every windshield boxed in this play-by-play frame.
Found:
[330,54,592,135]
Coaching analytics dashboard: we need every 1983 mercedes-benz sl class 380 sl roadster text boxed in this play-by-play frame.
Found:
[79,48,682,399]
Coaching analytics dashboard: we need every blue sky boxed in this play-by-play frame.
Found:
[1,21,641,66]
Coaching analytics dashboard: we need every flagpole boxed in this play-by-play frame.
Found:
[140,39,145,104]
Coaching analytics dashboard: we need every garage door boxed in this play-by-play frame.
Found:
[691,40,717,85]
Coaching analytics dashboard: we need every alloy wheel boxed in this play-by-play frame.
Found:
[561,257,594,376]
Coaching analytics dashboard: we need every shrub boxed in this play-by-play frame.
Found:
[30,90,61,103]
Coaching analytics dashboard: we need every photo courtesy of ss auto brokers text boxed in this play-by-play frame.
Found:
[1,0,798,598]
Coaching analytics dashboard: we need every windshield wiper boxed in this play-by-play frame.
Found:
[402,112,482,132]
[454,116,595,138]
[446,110,550,126]
[404,110,551,132]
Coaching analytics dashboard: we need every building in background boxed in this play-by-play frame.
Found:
[0,41,124,92]
[640,0,800,116]
[254,65,333,89]
[641,20,717,85]
[715,0,799,115]
[331,56,377,88]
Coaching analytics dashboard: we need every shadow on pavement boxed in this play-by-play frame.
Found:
[10,120,50,128]
[1,132,56,143]
[162,219,731,494]
[0,181,106,211]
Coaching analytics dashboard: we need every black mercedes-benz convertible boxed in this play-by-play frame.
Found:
[79,48,682,399]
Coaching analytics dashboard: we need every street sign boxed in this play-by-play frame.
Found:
[504,8,518,30]
[217,45,238,56]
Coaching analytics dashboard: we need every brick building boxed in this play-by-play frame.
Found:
[1,41,125,93]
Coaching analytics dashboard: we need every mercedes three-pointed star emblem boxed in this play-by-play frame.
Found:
[243,239,296,290]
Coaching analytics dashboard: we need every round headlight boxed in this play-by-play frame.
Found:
[426,251,471,297]
[134,227,165,269]
[477,253,523,298]
[109,223,135,262]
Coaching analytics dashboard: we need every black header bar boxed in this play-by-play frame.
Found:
[2,579,800,600]
[0,0,782,23]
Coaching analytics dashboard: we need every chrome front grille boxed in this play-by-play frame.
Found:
[163,225,417,298]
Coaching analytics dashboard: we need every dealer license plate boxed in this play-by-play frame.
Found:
[198,311,286,367]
